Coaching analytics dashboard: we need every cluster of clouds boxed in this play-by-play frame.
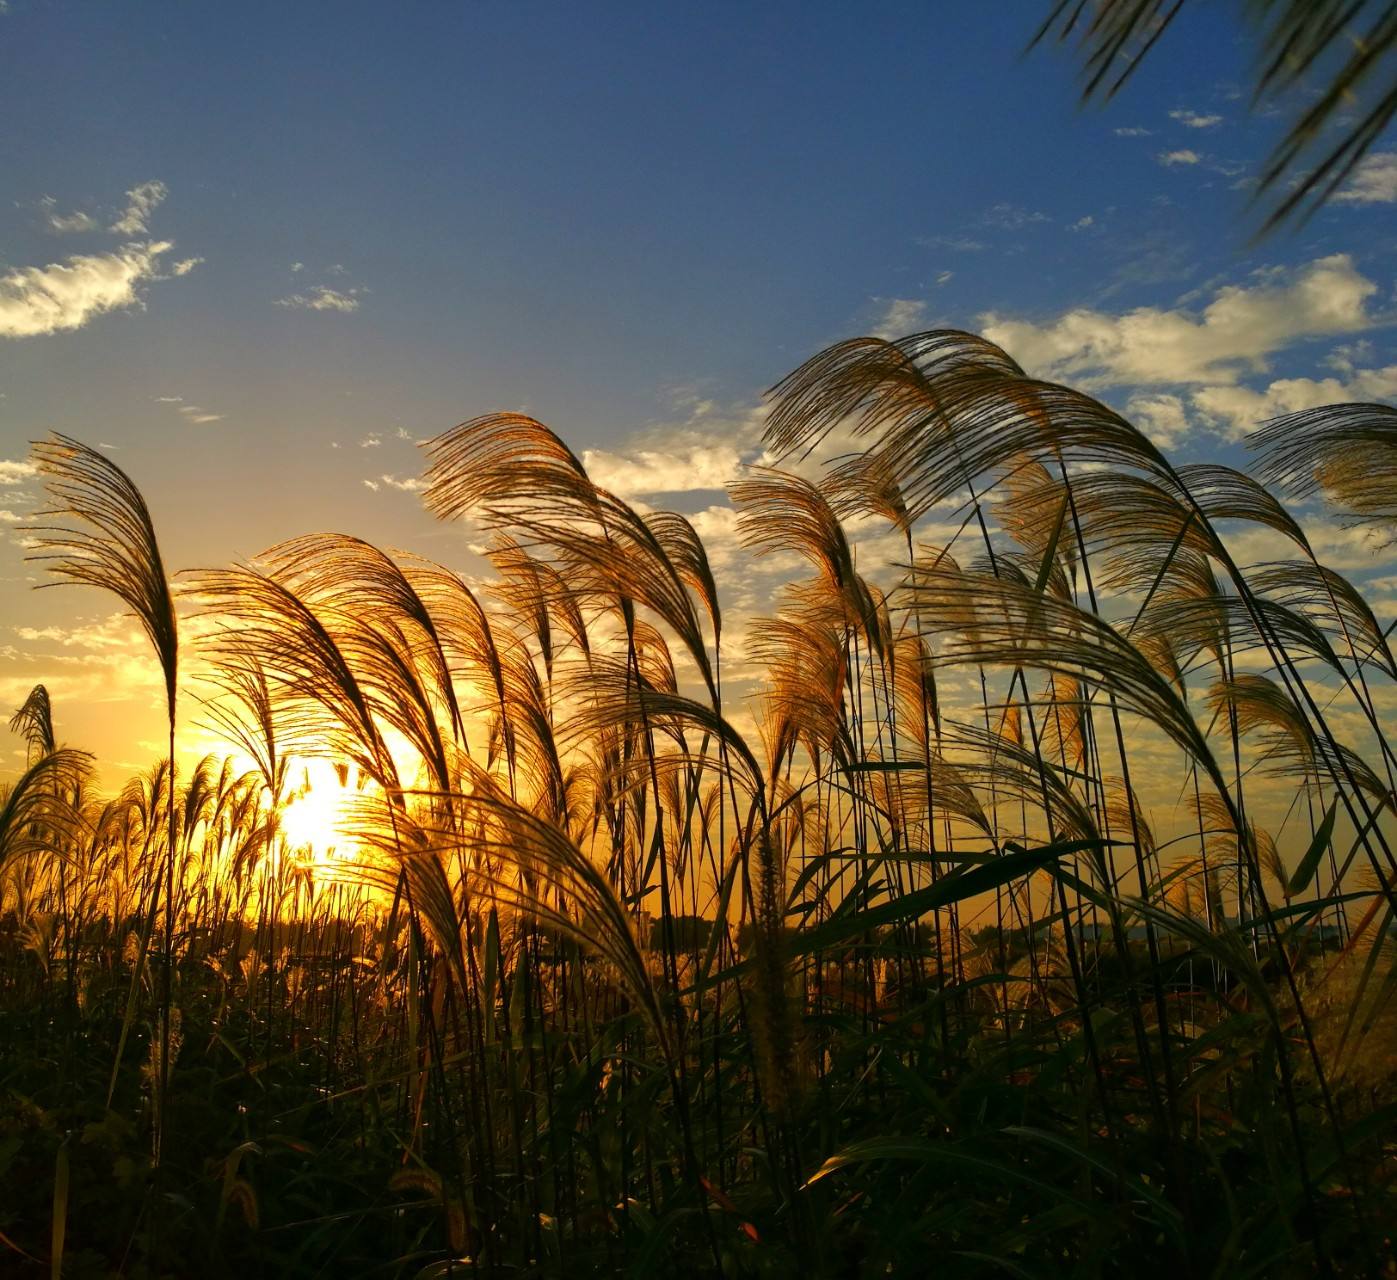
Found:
[276,284,363,313]
[155,394,222,425]
[1,180,199,339]
[982,253,1377,388]
[362,474,426,493]
[980,252,1395,444]
[277,261,365,313]
[1112,101,1397,204]
[2,181,375,342]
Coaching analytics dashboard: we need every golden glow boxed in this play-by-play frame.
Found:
[279,759,355,866]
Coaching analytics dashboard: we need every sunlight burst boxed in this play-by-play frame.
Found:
[278,759,355,863]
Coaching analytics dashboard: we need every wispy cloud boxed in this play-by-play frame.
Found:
[1158,149,1201,167]
[982,202,1049,230]
[377,473,427,492]
[0,240,182,338]
[982,254,1381,388]
[1334,151,1397,205]
[1114,126,1151,137]
[918,234,986,252]
[155,394,223,425]
[275,284,362,313]
[869,297,926,340]
[39,196,98,234]
[109,180,168,235]
[1169,109,1223,129]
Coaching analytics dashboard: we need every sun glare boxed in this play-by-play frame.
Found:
[278,759,355,863]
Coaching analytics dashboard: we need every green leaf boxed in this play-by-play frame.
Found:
[1287,800,1338,897]
[1033,489,1071,597]
[794,838,1107,954]
[803,1135,1104,1218]
[51,1141,69,1280]
[1002,1126,1183,1241]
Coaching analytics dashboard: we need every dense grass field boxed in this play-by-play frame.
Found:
[1,331,1394,1277]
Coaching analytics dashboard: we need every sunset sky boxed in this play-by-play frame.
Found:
[2,1,1396,780]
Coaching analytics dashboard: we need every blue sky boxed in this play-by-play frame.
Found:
[2,1,1395,773]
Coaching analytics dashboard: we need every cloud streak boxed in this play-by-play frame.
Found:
[39,196,98,234]
[275,285,362,313]
[0,241,181,338]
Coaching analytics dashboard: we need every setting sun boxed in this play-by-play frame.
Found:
[277,761,354,861]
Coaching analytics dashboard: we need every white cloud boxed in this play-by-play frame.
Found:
[919,234,986,252]
[0,460,37,485]
[39,197,97,234]
[360,433,382,448]
[362,479,380,492]
[1158,149,1201,166]
[982,254,1380,388]
[171,256,202,276]
[1070,216,1094,231]
[583,444,744,497]
[870,297,926,340]
[275,285,362,313]
[156,395,222,425]
[1114,126,1152,137]
[983,202,1049,230]
[1334,151,1397,205]
[109,180,168,235]
[378,473,427,492]
[1192,363,1397,438]
[935,270,954,286]
[0,241,179,338]
[1326,340,1374,373]
[1169,110,1223,129]
[1124,392,1192,449]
